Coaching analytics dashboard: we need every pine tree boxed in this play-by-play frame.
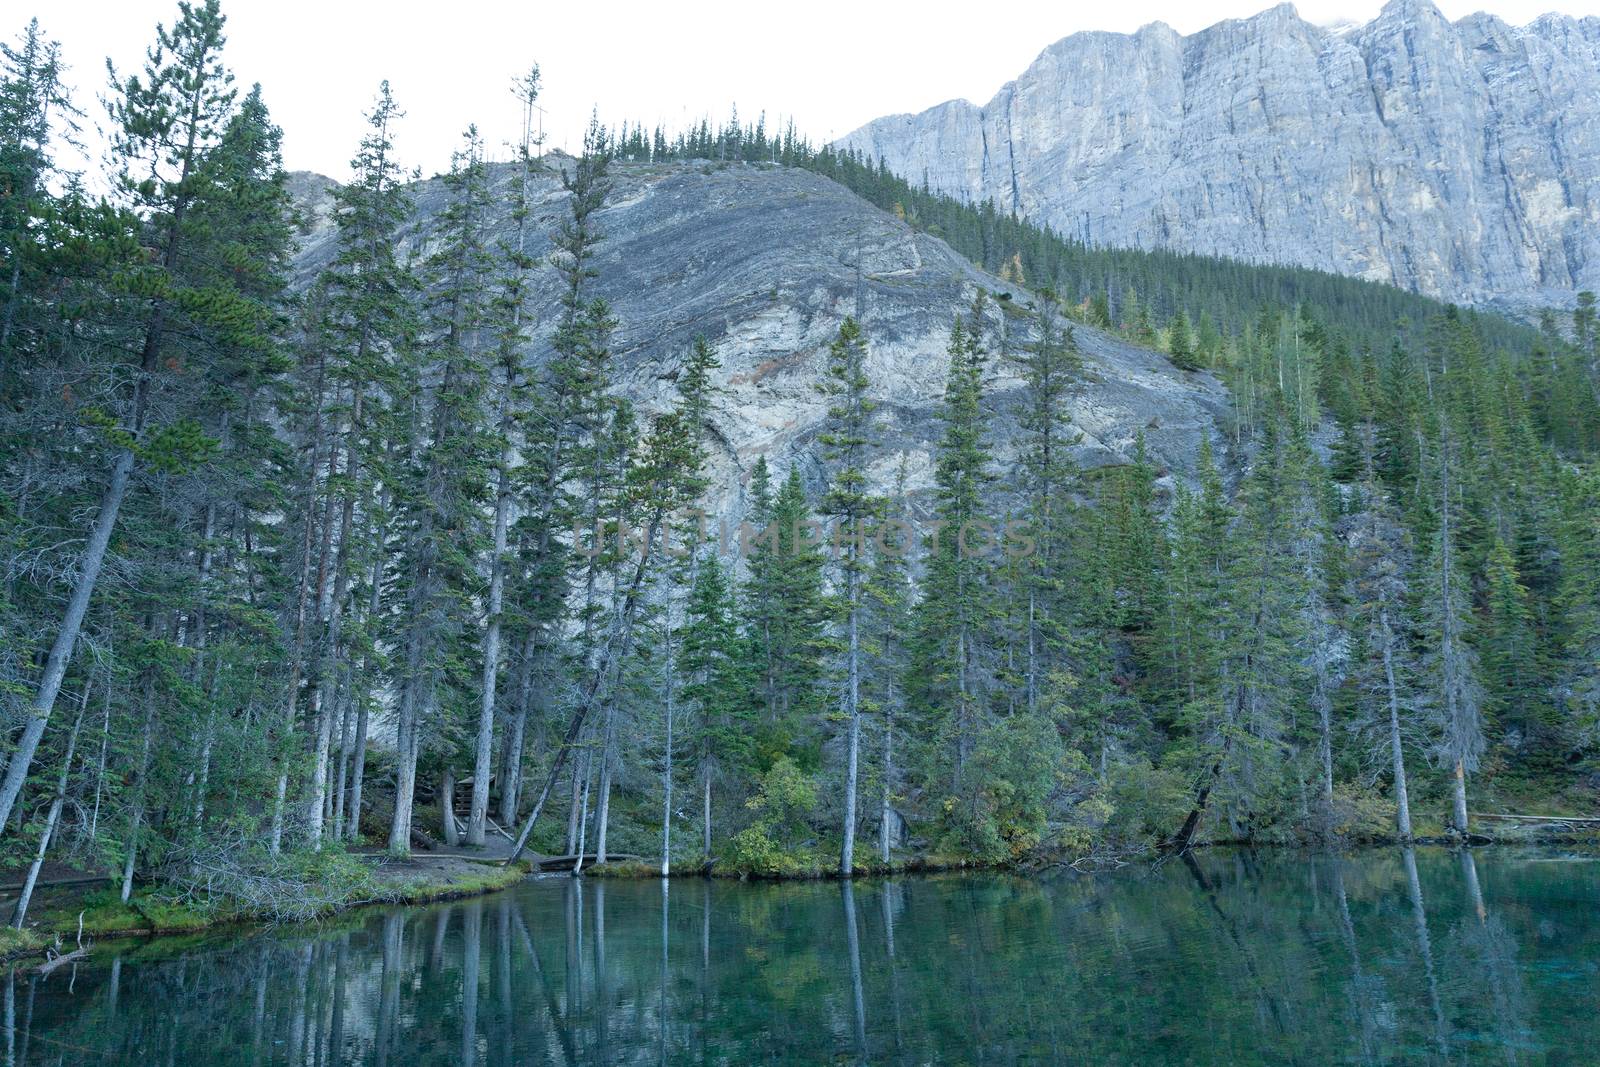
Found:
[909,307,998,843]
[818,316,878,873]
[864,456,915,861]
[0,18,77,356]
[1552,468,1600,730]
[474,67,542,840]
[1167,310,1200,371]
[681,555,751,859]
[746,467,827,733]
[0,0,239,830]
[1347,436,1423,838]
[385,125,496,855]
[304,80,417,846]
[1016,303,1080,712]
[1158,439,1229,715]
[1481,537,1536,739]
[1420,429,1486,835]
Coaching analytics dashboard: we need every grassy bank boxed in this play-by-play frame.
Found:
[1,853,533,965]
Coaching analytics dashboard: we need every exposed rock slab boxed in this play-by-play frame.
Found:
[292,159,1229,529]
[839,0,1600,311]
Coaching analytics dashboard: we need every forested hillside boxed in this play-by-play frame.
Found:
[2,1,1598,928]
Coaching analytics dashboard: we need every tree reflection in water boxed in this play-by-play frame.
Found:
[6,849,1591,1065]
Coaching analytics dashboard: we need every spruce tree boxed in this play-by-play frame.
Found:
[909,307,998,844]
[1421,429,1485,835]
[1167,310,1200,371]
[386,126,496,855]
[818,316,878,873]
[0,0,239,830]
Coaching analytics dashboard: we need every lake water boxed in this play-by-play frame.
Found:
[8,847,1598,1064]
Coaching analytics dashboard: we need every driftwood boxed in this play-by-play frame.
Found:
[35,946,88,976]
[1472,812,1600,825]
[535,853,642,872]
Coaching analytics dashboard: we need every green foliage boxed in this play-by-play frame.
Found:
[725,757,822,876]
[4,15,1599,910]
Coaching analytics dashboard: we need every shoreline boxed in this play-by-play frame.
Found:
[7,828,1597,967]
[0,854,534,967]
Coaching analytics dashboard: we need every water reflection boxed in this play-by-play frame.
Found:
[7,848,1597,1065]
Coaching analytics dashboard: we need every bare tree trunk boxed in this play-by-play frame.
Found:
[441,768,459,847]
[470,405,516,847]
[1026,590,1037,714]
[880,699,894,864]
[331,677,353,840]
[499,632,537,824]
[346,698,369,841]
[345,546,384,843]
[306,682,335,851]
[120,689,158,904]
[573,756,593,877]
[0,449,133,831]
[565,751,584,856]
[10,695,86,928]
[387,613,427,854]
[1170,733,1233,853]
[1452,760,1470,835]
[595,710,615,865]
[702,773,712,861]
[89,680,111,843]
[1382,615,1414,839]
[840,571,862,876]
[188,498,220,834]
[273,357,329,856]
[662,635,674,877]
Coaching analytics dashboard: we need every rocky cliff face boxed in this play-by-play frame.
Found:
[838,0,1600,311]
[291,159,1228,527]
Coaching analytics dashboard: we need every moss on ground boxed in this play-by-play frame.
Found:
[0,927,43,960]
[375,859,530,904]
[6,854,535,964]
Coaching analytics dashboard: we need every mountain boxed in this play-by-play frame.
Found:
[838,0,1600,312]
[290,158,1227,522]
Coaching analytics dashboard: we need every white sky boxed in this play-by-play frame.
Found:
[27,0,1600,182]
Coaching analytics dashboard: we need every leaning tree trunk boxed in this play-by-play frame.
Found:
[0,449,133,832]
[504,512,667,867]
[10,695,86,928]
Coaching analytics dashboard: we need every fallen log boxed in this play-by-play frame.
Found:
[36,946,88,976]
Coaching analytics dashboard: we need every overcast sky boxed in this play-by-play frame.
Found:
[27,0,1600,182]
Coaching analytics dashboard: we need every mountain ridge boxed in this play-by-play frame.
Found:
[838,0,1600,311]
[288,158,1229,524]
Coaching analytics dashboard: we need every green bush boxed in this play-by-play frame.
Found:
[723,758,822,876]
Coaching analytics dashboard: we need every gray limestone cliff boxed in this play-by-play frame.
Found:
[290,159,1228,528]
[838,0,1600,311]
